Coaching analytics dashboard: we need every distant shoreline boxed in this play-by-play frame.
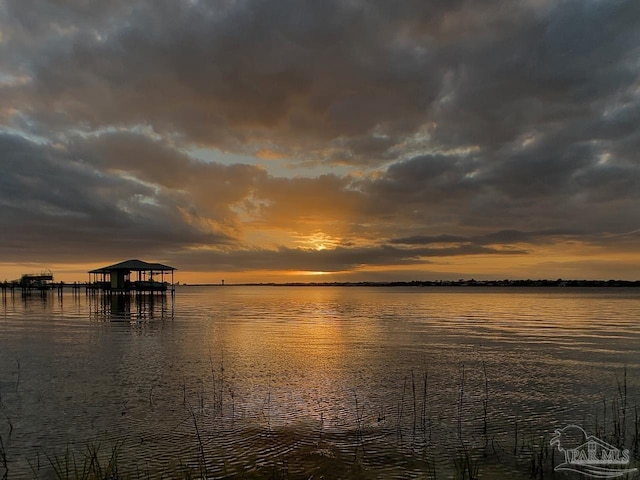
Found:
[182,279,640,288]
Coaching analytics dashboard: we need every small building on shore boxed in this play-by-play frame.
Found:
[88,259,176,294]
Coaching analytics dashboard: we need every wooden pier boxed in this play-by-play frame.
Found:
[1,271,55,297]
[88,259,176,296]
[2,260,176,299]
[1,280,85,298]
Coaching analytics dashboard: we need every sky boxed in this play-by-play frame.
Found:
[1,0,639,284]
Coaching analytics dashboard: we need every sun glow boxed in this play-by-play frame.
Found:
[296,232,341,251]
[288,270,332,276]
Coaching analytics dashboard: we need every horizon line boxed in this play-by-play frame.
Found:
[180,278,640,287]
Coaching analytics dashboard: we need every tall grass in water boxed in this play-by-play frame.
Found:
[454,363,479,480]
[0,363,637,480]
[188,407,208,479]
[209,350,225,417]
[43,442,122,480]
[0,433,8,480]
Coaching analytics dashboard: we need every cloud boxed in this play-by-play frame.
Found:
[0,0,462,162]
[170,243,526,274]
[0,133,231,263]
[390,229,583,250]
[1,0,639,279]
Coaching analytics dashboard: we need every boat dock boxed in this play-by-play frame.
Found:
[87,259,176,296]
[2,260,176,298]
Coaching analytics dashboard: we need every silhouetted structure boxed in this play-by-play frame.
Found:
[7,270,55,296]
[88,259,176,295]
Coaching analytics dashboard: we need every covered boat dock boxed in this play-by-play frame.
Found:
[88,259,176,295]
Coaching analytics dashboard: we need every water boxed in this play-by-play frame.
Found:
[1,286,640,478]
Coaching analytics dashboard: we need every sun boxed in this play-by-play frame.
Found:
[287,270,332,276]
[296,231,341,251]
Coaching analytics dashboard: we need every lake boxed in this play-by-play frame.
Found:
[1,286,639,478]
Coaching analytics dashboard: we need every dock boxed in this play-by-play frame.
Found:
[87,259,176,296]
[2,271,55,297]
[2,260,176,299]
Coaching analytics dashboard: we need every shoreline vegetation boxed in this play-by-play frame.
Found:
[186,279,640,287]
[1,364,638,479]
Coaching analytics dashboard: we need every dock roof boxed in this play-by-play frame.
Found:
[89,259,176,274]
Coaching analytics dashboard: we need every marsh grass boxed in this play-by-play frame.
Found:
[0,433,8,480]
[353,390,365,438]
[42,442,122,480]
[453,449,479,480]
[188,406,208,479]
[209,350,225,417]
[454,364,479,480]
[1,364,638,480]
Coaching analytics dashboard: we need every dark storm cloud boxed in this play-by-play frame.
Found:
[1,0,639,275]
[0,133,231,263]
[170,243,526,274]
[2,0,444,160]
[428,1,640,149]
[390,229,579,247]
[359,141,640,237]
[70,131,270,224]
[3,0,639,161]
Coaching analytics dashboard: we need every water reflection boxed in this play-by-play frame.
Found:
[1,287,639,479]
[88,293,174,322]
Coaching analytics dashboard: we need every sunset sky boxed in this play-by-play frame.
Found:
[1,0,639,283]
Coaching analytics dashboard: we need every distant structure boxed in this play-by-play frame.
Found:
[19,270,54,296]
[20,271,54,288]
[88,259,176,295]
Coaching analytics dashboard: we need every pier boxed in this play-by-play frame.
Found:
[1,271,55,297]
[2,259,176,300]
[88,259,176,296]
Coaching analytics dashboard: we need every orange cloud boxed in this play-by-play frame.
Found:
[255,148,286,160]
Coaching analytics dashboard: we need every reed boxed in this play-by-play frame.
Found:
[603,394,607,440]
[396,375,407,436]
[198,380,204,414]
[616,366,628,445]
[218,350,225,415]
[633,404,639,457]
[454,363,479,480]
[453,450,479,480]
[526,435,548,480]
[353,390,364,437]
[208,349,226,417]
[45,442,122,480]
[421,369,431,444]
[148,386,154,412]
[188,406,208,479]
[0,433,8,480]
[1,364,636,479]
[481,362,489,445]
[377,400,386,423]
[3,418,11,441]
[411,369,417,437]
[230,385,236,420]
[209,354,224,416]
[14,360,20,395]
[262,376,273,432]
[457,363,465,442]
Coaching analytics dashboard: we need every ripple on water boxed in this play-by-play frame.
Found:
[0,287,639,478]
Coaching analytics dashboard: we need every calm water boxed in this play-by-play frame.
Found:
[1,286,639,478]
